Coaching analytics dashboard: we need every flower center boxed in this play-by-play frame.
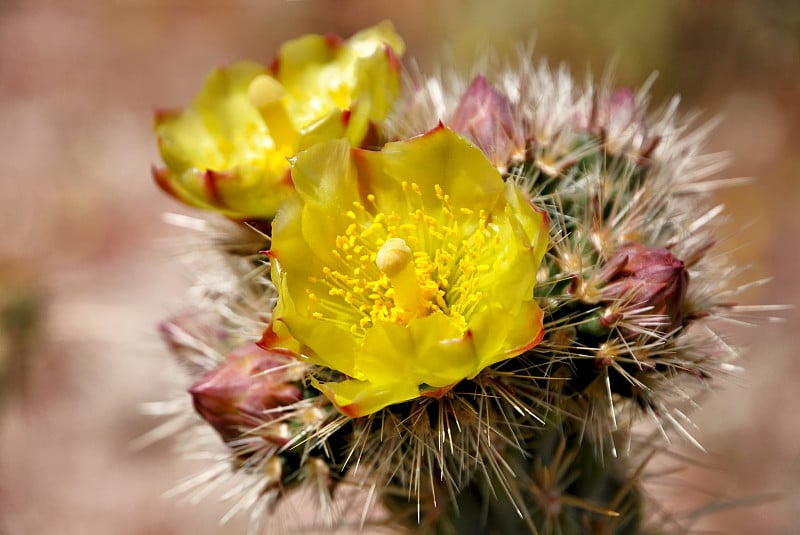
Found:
[375,237,427,319]
[306,182,492,337]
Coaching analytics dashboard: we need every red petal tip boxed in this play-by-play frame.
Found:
[152,166,178,197]
[203,169,230,207]
[153,107,182,125]
[256,321,293,356]
[269,57,281,76]
[384,45,401,71]
[324,32,344,49]
[337,402,362,419]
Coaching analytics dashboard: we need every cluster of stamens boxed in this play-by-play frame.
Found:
[306,181,494,337]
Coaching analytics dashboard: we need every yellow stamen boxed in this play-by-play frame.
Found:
[310,185,490,335]
[247,74,296,149]
[376,238,426,319]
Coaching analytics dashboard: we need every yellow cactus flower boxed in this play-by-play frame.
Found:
[261,126,549,417]
[153,22,405,220]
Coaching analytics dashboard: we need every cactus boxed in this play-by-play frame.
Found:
[147,23,753,534]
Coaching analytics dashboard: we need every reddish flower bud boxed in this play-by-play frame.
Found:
[189,343,304,444]
[449,75,524,169]
[600,243,689,334]
[590,87,659,161]
[158,309,230,376]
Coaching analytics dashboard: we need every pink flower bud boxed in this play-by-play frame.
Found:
[449,75,524,169]
[600,243,689,334]
[189,343,304,444]
[590,87,659,161]
[158,309,231,376]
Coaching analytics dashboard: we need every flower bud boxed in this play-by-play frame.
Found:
[599,242,689,334]
[449,76,524,170]
[590,87,659,161]
[189,343,304,444]
[158,309,230,376]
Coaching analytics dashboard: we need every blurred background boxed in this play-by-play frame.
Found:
[0,1,797,533]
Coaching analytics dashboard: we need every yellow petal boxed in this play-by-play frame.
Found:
[360,125,506,214]
[357,313,474,387]
[313,377,420,418]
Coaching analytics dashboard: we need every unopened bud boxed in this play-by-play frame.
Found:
[449,76,524,169]
[158,309,229,374]
[591,87,659,160]
[600,242,689,334]
[189,343,304,444]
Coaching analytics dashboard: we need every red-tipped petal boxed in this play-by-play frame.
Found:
[152,166,179,198]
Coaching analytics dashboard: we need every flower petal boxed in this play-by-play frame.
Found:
[361,126,506,214]
[358,313,475,388]
[314,377,420,418]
